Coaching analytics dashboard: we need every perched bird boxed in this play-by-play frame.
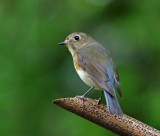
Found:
[58,32,123,116]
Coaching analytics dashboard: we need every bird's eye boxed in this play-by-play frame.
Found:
[74,35,81,41]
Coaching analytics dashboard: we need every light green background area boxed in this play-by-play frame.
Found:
[0,0,160,136]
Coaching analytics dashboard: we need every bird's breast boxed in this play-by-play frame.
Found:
[73,54,100,90]
[73,54,82,71]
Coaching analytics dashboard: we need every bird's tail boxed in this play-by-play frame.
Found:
[104,90,123,116]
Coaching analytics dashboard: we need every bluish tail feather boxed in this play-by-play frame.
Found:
[104,90,123,116]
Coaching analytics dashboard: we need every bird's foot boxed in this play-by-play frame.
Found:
[95,97,102,105]
[75,95,85,99]
[75,95,85,110]
[75,87,94,99]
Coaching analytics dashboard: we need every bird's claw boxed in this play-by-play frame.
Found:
[95,97,102,105]
[75,95,85,99]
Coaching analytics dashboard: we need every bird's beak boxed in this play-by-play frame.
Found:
[58,41,67,45]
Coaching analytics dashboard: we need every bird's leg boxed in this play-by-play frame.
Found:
[95,91,103,104]
[76,87,94,111]
[76,87,94,99]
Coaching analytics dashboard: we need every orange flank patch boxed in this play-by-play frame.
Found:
[73,54,83,71]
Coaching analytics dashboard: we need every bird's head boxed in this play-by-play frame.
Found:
[58,32,92,56]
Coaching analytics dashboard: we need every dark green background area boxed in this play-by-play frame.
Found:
[0,0,160,136]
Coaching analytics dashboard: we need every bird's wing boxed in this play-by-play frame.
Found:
[77,44,118,96]
[114,69,122,97]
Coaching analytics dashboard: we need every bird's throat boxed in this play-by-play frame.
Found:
[67,45,76,56]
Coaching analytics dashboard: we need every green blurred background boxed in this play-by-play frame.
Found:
[0,0,160,136]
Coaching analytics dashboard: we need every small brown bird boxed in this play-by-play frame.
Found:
[58,32,123,116]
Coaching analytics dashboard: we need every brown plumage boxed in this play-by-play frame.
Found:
[59,32,123,115]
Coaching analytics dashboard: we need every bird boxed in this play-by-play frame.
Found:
[58,32,123,116]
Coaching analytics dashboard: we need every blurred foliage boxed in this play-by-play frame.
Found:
[0,0,160,136]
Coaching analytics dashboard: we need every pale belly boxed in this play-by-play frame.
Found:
[73,54,101,90]
[76,69,101,90]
